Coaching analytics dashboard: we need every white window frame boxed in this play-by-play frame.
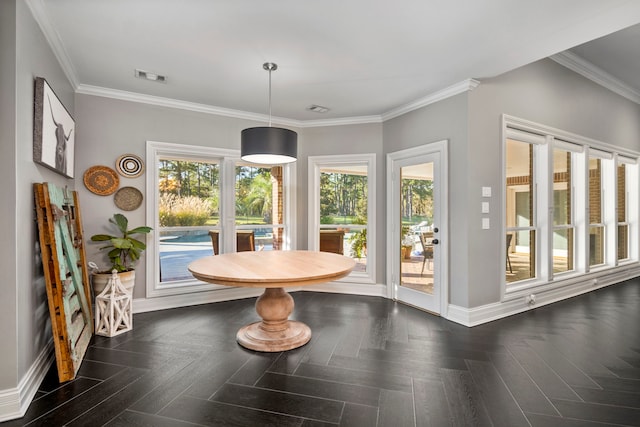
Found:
[502,115,640,298]
[550,139,584,278]
[146,141,296,297]
[308,153,376,285]
[504,127,545,287]
[587,147,615,270]
[615,156,639,264]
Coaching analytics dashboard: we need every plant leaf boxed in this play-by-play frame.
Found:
[111,238,133,249]
[129,238,146,250]
[129,226,152,234]
[111,213,128,234]
[91,234,114,241]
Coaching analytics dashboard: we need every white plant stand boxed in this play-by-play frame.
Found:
[95,270,133,337]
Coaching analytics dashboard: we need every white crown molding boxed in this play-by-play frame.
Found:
[78,83,381,128]
[298,115,383,127]
[77,80,478,128]
[26,0,79,89]
[551,51,640,105]
[76,84,302,128]
[381,79,481,122]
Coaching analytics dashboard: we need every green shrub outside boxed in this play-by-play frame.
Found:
[159,193,211,227]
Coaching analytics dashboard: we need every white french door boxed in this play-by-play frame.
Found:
[387,141,448,315]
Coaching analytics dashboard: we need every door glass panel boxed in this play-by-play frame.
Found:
[400,162,434,294]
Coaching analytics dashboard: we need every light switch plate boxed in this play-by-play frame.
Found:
[482,218,490,229]
[481,202,490,213]
[482,186,492,197]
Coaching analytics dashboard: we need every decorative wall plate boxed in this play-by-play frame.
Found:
[113,186,143,211]
[116,154,144,178]
[83,165,119,196]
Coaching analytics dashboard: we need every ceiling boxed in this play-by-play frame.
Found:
[28,0,640,125]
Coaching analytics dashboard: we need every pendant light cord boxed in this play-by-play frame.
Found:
[268,66,272,127]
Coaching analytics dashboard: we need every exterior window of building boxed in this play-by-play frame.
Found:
[157,158,220,282]
[504,117,638,292]
[233,163,285,253]
[553,147,574,274]
[505,135,538,283]
[146,141,295,297]
[588,157,605,267]
[617,163,628,261]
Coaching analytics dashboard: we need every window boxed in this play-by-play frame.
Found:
[308,154,376,284]
[234,163,286,252]
[158,158,220,282]
[552,142,581,275]
[588,154,606,267]
[617,163,628,260]
[616,157,639,263]
[505,130,543,283]
[503,115,639,293]
[146,141,295,297]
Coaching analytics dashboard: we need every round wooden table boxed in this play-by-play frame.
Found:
[188,250,356,352]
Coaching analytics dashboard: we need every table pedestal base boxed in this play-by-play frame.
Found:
[236,287,311,352]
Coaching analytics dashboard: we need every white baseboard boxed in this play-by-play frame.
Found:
[300,281,388,297]
[0,340,54,422]
[133,286,263,313]
[133,281,386,313]
[446,267,640,327]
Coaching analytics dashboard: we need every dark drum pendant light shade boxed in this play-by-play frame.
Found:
[240,62,297,165]
[241,127,297,164]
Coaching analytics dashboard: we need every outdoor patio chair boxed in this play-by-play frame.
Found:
[208,230,255,255]
[419,232,434,275]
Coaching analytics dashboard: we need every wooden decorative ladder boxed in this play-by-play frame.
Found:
[34,183,93,382]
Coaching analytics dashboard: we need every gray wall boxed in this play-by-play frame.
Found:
[0,0,18,391]
[0,0,75,392]
[74,94,302,298]
[466,58,640,307]
[298,124,384,281]
[382,94,471,306]
[74,94,387,293]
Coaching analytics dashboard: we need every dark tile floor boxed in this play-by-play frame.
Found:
[6,278,640,426]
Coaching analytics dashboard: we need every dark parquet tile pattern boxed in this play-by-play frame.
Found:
[6,278,640,426]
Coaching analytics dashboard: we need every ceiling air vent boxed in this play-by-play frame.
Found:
[306,104,330,113]
[134,69,167,83]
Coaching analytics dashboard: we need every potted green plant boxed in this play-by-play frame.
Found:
[90,213,152,294]
[401,225,413,259]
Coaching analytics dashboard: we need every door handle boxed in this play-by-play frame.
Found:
[432,239,439,245]
[433,227,439,233]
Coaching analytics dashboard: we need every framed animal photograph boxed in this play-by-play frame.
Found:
[33,77,75,178]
